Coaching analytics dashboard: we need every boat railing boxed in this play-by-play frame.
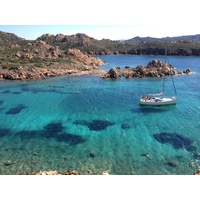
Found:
[147,92,164,97]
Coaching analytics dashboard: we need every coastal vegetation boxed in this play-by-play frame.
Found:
[0,30,199,80]
[36,33,200,56]
[0,34,105,80]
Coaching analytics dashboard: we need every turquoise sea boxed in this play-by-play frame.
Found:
[0,55,200,175]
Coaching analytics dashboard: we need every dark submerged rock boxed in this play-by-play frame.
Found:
[44,122,64,134]
[56,132,85,145]
[192,153,200,160]
[153,132,196,152]
[121,123,131,130]
[43,122,85,145]
[74,119,114,131]
[166,160,177,167]
[4,160,13,166]
[89,150,96,158]
[2,90,11,94]
[0,128,11,138]
[12,92,22,95]
[14,121,85,145]
[16,130,40,140]
[6,104,27,115]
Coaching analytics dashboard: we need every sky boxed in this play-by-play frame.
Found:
[0,24,200,41]
[0,0,200,41]
[0,25,195,41]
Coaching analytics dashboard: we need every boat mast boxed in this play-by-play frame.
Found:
[162,45,167,96]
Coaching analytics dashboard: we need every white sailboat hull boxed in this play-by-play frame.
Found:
[140,96,177,106]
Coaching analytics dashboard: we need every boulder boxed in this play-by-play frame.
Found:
[102,68,121,79]
[4,160,13,166]
[183,68,192,74]
[193,169,200,175]
[89,150,96,158]
[147,71,156,77]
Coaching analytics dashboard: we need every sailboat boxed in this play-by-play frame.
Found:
[139,47,177,106]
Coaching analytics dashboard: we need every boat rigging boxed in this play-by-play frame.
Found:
[139,46,177,106]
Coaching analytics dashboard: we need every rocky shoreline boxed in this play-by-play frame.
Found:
[0,40,194,81]
[0,42,105,81]
[0,65,106,81]
[14,170,110,175]
[0,58,192,81]
[0,39,193,81]
[13,169,199,175]
[101,59,192,79]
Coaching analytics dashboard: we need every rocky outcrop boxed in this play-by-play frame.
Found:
[11,40,62,60]
[101,59,192,79]
[65,48,105,68]
[31,169,110,175]
[102,68,121,79]
[0,67,80,80]
[193,169,200,175]
[0,43,106,80]
[32,170,79,175]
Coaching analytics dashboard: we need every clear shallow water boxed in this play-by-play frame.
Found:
[0,55,200,175]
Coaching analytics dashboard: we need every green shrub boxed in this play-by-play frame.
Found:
[9,65,18,70]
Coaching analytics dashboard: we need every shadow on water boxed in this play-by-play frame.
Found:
[13,122,86,146]
[73,119,115,131]
[132,105,176,114]
[132,107,167,114]
[153,132,197,152]
[5,104,27,115]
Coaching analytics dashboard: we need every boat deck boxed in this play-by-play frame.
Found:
[140,97,177,106]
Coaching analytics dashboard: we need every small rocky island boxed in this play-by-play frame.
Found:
[101,59,192,79]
